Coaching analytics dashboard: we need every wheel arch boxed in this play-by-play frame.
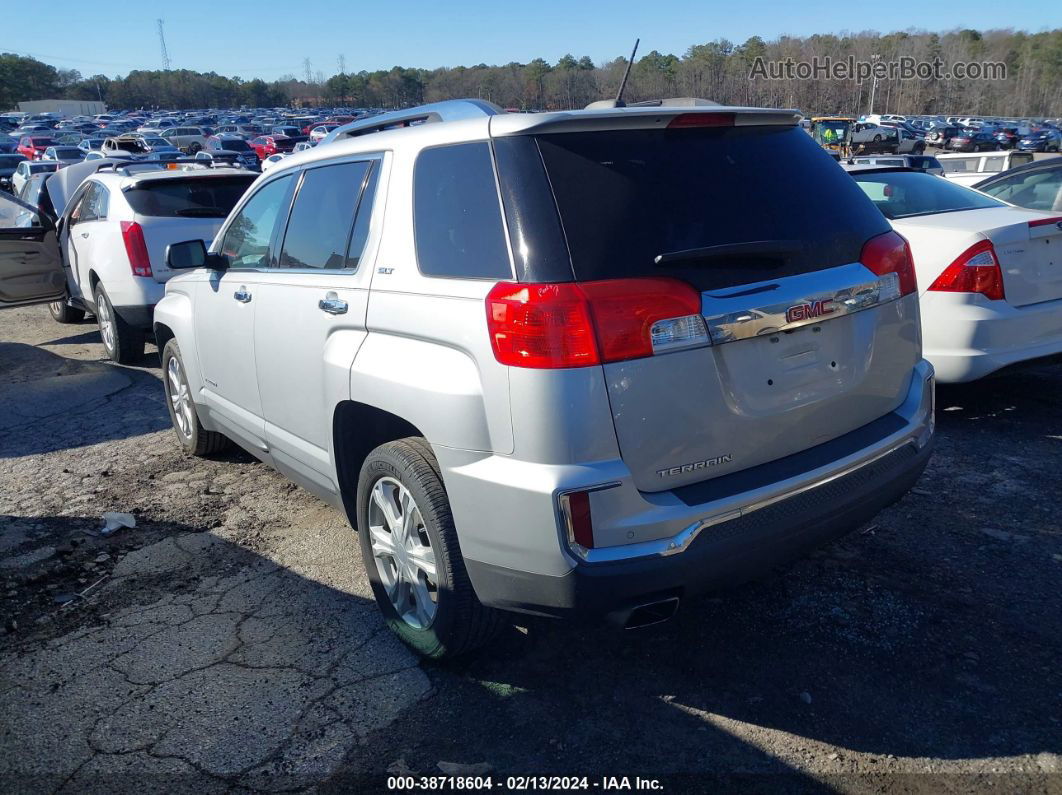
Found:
[333,401,424,527]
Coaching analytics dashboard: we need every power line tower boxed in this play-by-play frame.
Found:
[338,54,346,74]
[303,58,313,84]
[157,19,171,70]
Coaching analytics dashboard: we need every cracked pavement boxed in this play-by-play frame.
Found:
[1,308,429,792]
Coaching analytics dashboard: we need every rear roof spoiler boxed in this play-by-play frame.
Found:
[321,100,504,145]
[489,106,802,136]
[319,98,800,146]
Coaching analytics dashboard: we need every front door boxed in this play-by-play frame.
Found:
[0,190,64,307]
[193,171,296,453]
[254,157,382,493]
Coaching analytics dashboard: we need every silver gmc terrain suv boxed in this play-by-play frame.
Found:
[151,99,935,658]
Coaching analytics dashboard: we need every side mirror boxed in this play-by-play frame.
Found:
[167,239,230,271]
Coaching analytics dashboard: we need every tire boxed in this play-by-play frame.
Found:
[356,437,502,659]
[94,283,145,364]
[48,296,85,323]
[187,142,201,155]
[914,144,925,155]
[873,134,882,142]
[161,338,230,456]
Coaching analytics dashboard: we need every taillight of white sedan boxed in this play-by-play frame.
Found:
[844,165,1062,383]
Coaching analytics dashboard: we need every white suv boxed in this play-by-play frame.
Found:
[31,160,256,361]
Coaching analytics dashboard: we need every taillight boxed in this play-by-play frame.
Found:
[667,112,735,129]
[928,239,1004,301]
[860,230,917,297]
[485,278,707,369]
[120,221,152,277]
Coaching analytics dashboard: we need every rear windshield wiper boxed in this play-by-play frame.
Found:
[175,207,224,217]
[654,240,803,266]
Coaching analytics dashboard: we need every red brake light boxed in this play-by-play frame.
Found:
[667,112,735,129]
[928,239,1004,301]
[860,230,917,297]
[485,278,705,368]
[120,221,152,277]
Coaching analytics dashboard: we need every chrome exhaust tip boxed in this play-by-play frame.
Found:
[623,597,680,629]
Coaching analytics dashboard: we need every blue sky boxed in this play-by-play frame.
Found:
[6,0,1060,81]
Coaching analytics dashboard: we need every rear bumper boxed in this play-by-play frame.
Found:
[466,437,932,619]
[921,292,1062,382]
[106,277,165,330]
[455,360,935,619]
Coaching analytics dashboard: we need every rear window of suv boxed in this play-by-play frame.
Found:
[533,125,889,290]
[124,175,256,218]
[414,142,511,279]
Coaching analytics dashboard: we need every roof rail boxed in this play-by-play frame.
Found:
[321,99,504,145]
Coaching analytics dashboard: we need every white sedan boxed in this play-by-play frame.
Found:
[846,165,1062,382]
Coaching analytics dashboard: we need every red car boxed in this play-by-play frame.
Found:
[17,136,57,160]
[249,134,298,160]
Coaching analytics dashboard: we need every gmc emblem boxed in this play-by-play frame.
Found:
[786,299,836,324]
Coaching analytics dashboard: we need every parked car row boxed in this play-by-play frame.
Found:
[1,98,1059,661]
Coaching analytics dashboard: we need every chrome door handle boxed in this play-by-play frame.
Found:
[233,288,252,303]
[79,232,90,238]
[318,293,348,315]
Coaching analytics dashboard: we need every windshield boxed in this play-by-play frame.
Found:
[30,162,59,172]
[532,125,888,290]
[0,155,25,166]
[811,121,850,144]
[218,139,251,152]
[851,171,1004,219]
[124,175,256,218]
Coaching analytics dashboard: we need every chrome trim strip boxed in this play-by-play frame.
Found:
[701,262,901,344]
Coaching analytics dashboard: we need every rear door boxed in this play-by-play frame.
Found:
[0,190,65,307]
[194,171,296,451]
[525,124,919,492]
[254,156,381,491]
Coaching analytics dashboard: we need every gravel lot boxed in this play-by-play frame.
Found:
[2,304,1060,793]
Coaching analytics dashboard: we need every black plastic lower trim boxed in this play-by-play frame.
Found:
[113,304,155,330]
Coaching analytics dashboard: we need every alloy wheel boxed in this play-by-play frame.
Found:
[166,354,194,440]
[96,293,115,353]
[367,477,438,629]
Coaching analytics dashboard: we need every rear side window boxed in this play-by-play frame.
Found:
[125,176,255,218]
[941,158,978,173]
[278,161,371,270]
[534,126,888,290]
[414,142,511,279]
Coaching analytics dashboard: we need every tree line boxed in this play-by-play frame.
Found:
[3,28,1060,116]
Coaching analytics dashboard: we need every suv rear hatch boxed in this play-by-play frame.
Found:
[123,173,257,282]
[499,119,921,493]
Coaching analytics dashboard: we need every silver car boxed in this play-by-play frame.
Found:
[146,99,935,658]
